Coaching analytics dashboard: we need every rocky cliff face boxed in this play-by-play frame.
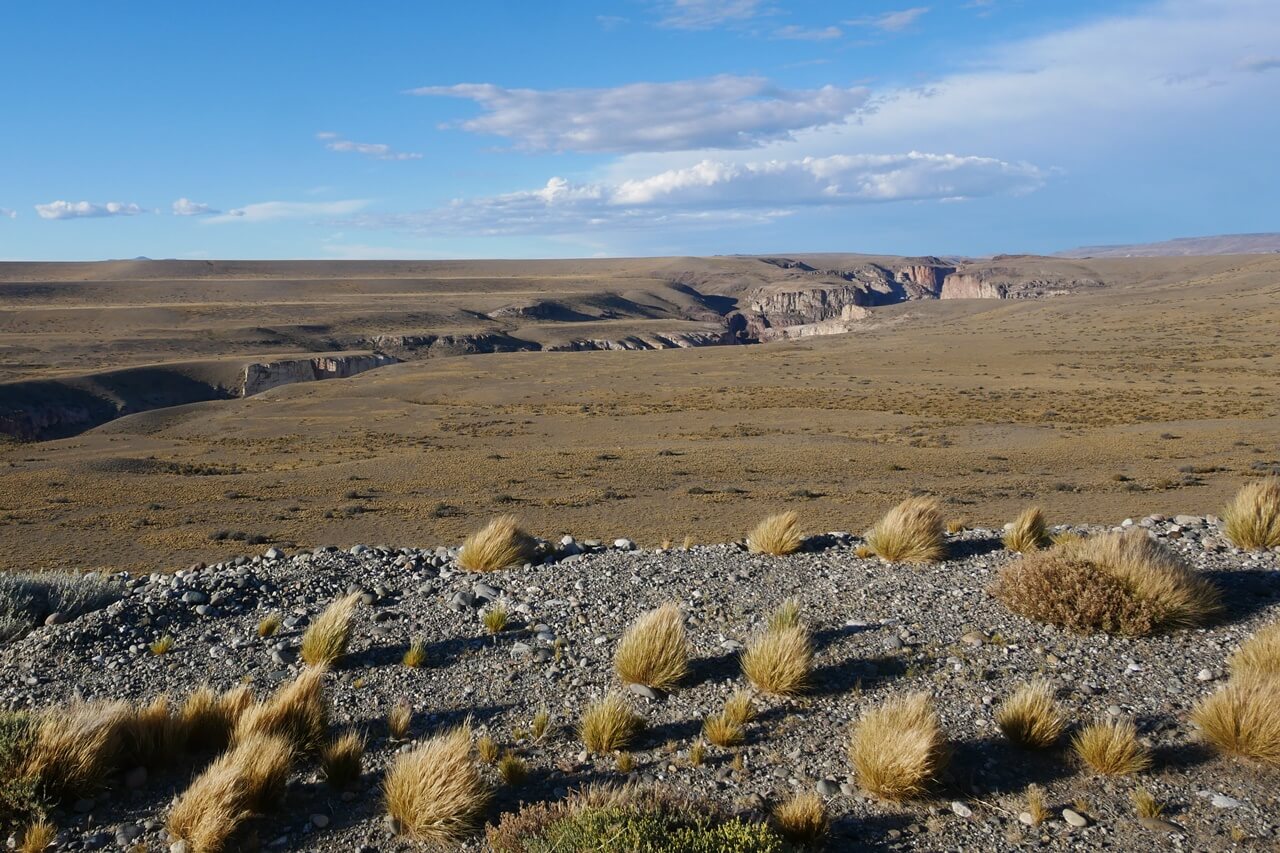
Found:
[544,330,735,352]
[938,268,1104,300]
[240,354,399,397]
[370,333,539,360]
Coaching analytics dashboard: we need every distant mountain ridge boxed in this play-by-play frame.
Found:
[1056,232,1280,258]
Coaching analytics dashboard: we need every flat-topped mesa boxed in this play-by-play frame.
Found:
[940,268,1105,300]
[239,353,398,397]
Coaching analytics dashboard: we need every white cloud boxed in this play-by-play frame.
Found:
[0,208,15,219]
[408,76,868,152]
[847,7,930,31]
[316,131,422,161]
[34,200,144,220]
[172,197,218,216]
[596,15,629,30]
[1236,55,1280,72]
[346,152,1042,237]
[653,0,768,29]
[206,199,371,224]
[772,25,842,41]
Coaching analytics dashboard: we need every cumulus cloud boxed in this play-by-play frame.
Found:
[1236,55,1280,72]
[772,25,842,41]
[346,152,1043,237]
[847,7,929,31]
[34,200,144,220]
[653,0,768,29]
[0,208,15,219]
[206,199,371,224]
[172,197,218,216]
[316,131,422,161]
[408,76,868,152]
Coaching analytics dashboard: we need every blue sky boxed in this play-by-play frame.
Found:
[1,0,1277,260]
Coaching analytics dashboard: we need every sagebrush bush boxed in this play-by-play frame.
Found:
[1222,477,1280,550]
[1191,674,1280,768]
[864,497,946,563]
[614,603,689,692]
[995,682,1065,749]
[579,695,643,754]
[486,785,786,853]
[1072,718,1151,776]
[384,723,491,845]
[0,573,122,642]
[458,515,536,572]
[849,692,948,801]
[1004,507,1051,553]
[234,666,328,753]
[167,732,293,852]
[747,511,805,556]
[1229,622,1280,680]
[0,712,39,824]
[741,623,812,696]
[300,592,361,666]
[991,530,1221,635]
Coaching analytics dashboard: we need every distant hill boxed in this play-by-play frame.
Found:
[1056,232,1280,258]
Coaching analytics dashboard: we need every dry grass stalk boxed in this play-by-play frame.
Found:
[384,723,491,845]
[476,734,499,765]
[1004,507,1052,553]
[1222,477,1280,550]
[234,666,328,753]
[995,682,1065,749]
[741,624,812,696]
[1133,787,1164,819]
[723,690,757,727]
[18,818,56,853]
[387,699,412,740]
[992,530,1221,635]
[180,685,252,753]
[166,732,293,853]
[688,741,705,767]
[150,634,175,655]
[256,613,282,638]
[865,497,946,563]
[579,695,643,754]
[772,790,829,845]
[320,730,365,788]
[1072,718,1152,776]
[458,515,535,572]
[1191,674,1280,768]
[702,712,744,748]
[615,751,635,772]
[22,700,130,798]
[946,519,967,534]
[402,638,428,668]
[530,707,550,741]
[747,511,805,556]
[122,695,185,769]
[614,602,689,692]
[848,692,948,801]
[497,751,527,785]
[1228,622,1280,680]
[1024,784,1049,826]
[300,592,361,667]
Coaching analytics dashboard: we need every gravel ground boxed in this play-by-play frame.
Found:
[1,514,1278,852]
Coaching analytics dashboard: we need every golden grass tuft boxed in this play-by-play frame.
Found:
[166,732,293,853]
[992,530,1221,635]
[22,700,130,798]
[530,707,550,741]
[121,695,185,769]
[615,751,635,772]
[482,606,509,635]
[1191,674,1280,767]
[741,623,812,696]
[1133,787,1164,819]
[402,638,428,668]
[579,694,643,754]
[234,666,328,753]
[1222,477,1280,550]
[723,690,757,727]
[476,734,499,765]
[458,515,535,572]
[747,511,805,556]
[1023,784,1049,826]
[1004,507,1052,553]
[946,519,967,535]
[497,751,528,785]
[300,592,361,667]
[995,682,1065,749]
[613,602,689,692]
[688,740,705,767]
[1071,718,1152,776]
[180,685,252,753]
[387,698,412,740]
[1228,622,1280,680]
[864,497,946,563]
[848,692,948,801]
[384,723,491,845]
[18,818,55,853]
[320,729,365,788]
[257,613,282,638]
[772,790,829,846]
[702,712,744,748]
[150,634,175,655]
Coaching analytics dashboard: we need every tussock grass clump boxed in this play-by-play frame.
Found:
[849,692,948,801]
[995,682,1065,749]
[1004,507,1052,553]
[772,790,829,846]
[149,634,175,655]
[321,730,365,788]
[1191,675,1280,768]
[257,613,282,638]
[23,701,130,799]
[486,785,785,853]
[747,511,805,556]
[864,497,946,563]
[614,603,689,692]
[1072,718,1152,776]
[741,623,812,697]
[300,592,361,667]
[180,685,252,753]
[388,699,412,740]
[403,637,428,668]
[476,734,499,765]
[234,666,328,753]
[579,695,643,755]
[18,818,55,853]
[497,751,528,785]
[483,606,509,635]
[991,530,1221,635]
[166,732,293,853]
[723,690,756,727]
[1230,622,1280,680]
[702,712,744,748]
[1133,788,1164,819]
[458,515,536,572]
[1023,784,1049,826]
[531,707,551,741]
[121,695,184,769]
[1222,477,1280,550]
[384,723,491,845]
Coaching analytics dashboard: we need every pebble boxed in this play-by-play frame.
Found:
[310,814,330,828]
[1062,808,1088,827]
[816,778,839,796]
[1210,794,1242,809]
[1139,816,1181,833]
[627,683,659,700]
[951,801,973,818]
